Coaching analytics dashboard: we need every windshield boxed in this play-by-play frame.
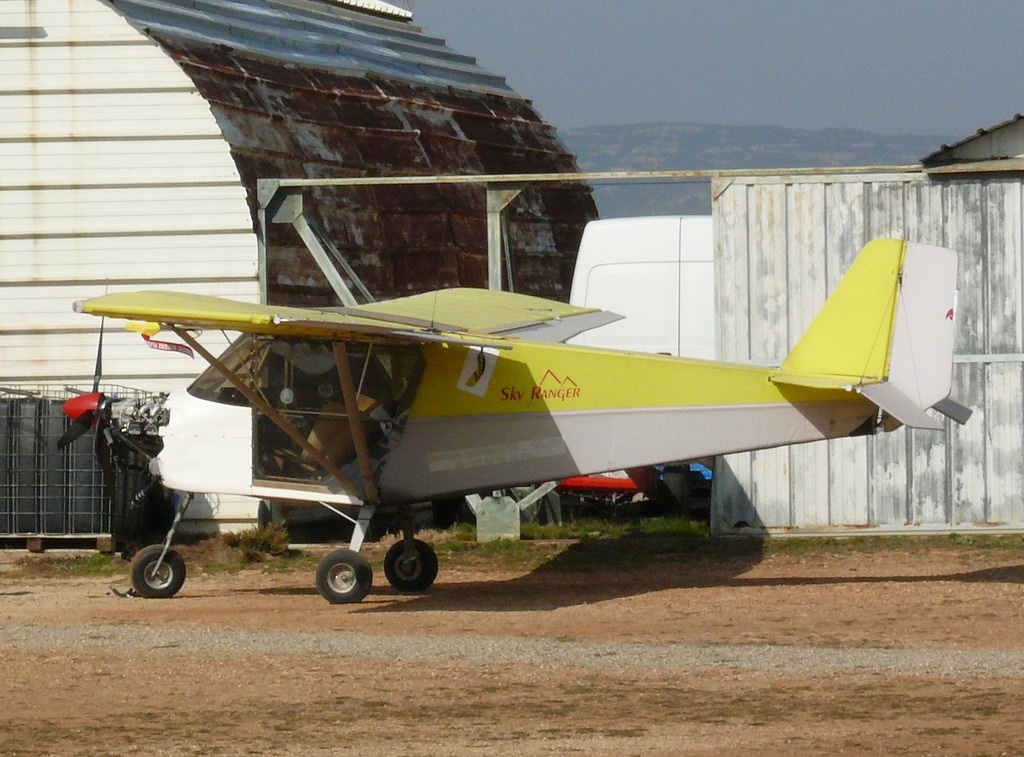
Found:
[187,334,262,406]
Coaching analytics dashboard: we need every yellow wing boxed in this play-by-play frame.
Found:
[75,288,621,345]
[349,288,621,341]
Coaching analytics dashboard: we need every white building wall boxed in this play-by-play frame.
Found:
[1,0,262,530]
[1,0,259,385]
[712,171,1024,534]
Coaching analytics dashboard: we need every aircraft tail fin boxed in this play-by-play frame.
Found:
[774,238,963,430]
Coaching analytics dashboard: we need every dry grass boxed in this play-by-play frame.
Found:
[8,525,1024,582]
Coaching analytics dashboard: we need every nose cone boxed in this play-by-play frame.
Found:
[57,391,105,449]
[62,392,103,423]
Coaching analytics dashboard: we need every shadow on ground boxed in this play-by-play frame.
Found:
[357,539,1024,613]
[242,533,1024,612]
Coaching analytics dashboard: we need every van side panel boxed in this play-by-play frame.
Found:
[569,216,714,358]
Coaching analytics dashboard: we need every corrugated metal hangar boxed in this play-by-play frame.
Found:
[3,0,259,390]
[711,115,1024,534]
[3,0,594,390]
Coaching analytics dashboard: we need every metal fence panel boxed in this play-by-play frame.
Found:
[0,393,108,536]
[712,171,1024,532]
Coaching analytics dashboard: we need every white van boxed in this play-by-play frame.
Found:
[568,216,715,359]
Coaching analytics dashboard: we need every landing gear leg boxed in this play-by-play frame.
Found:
[383,504,438,593]
[349,502,376,553]
[314,501,376,604]
[129,492,192,599]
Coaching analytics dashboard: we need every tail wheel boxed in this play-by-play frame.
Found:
[130,545,186,599]
[316,548,372,604]
[383,538,438,592]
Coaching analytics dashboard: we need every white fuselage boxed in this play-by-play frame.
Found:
[156,389,362,505]
[156,389,251,494]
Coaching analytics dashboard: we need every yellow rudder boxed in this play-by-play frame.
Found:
[779,239,906,383]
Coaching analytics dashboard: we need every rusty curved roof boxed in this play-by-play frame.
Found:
[108,0,596,304]
[108,0,512,95]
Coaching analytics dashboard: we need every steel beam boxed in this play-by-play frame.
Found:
[485,182,525,291]
[292,213,360,306]
[256,182,373,306]
[268,165,922,189]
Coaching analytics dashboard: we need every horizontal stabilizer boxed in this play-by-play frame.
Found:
[769,372,881,391]
[859,383,942,430]
[932,396,973,425]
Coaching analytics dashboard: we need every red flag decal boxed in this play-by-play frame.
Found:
[142,334,194,358]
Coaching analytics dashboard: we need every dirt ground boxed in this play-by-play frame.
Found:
[4,536,1024,755]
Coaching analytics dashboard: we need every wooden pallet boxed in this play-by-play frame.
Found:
[0,535,115,553]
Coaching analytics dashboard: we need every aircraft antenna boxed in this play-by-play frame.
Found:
[356,344,372,396]
[428,256,444,332]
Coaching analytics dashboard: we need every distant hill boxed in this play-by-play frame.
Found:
[560,122,956,217]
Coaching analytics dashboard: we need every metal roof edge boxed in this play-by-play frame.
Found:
[330,0,413,21]
[105,0,517,97]
[923,157,1024,175]
[922,113,1024,165]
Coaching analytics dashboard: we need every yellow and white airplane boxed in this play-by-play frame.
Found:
[72,238,969,603]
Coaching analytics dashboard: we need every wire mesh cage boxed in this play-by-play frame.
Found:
[0,385,150,537]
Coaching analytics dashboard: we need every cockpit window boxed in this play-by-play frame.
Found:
[189,334,423,493]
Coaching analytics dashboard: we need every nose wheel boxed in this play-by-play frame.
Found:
[130,544,186,598]
[127,492,192,599]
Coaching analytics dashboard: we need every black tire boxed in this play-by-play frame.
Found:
[383,538,438,592]
[130,545,186,599]
[315,549,372,604]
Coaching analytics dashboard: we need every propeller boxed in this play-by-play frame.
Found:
[58,318,106,449]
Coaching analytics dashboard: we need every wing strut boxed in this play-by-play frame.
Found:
[171,328,359,491]
[332,342,381,504]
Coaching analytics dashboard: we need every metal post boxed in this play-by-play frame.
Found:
[257,200,269,305]
[485,182,526,291]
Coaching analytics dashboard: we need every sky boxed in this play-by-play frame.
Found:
[414,0,1024,139]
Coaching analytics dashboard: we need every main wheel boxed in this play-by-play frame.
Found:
[315,549,372,604]
[383,538,438,592]
[130,545,186,599]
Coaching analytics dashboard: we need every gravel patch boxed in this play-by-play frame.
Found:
[5,622,1024,678]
